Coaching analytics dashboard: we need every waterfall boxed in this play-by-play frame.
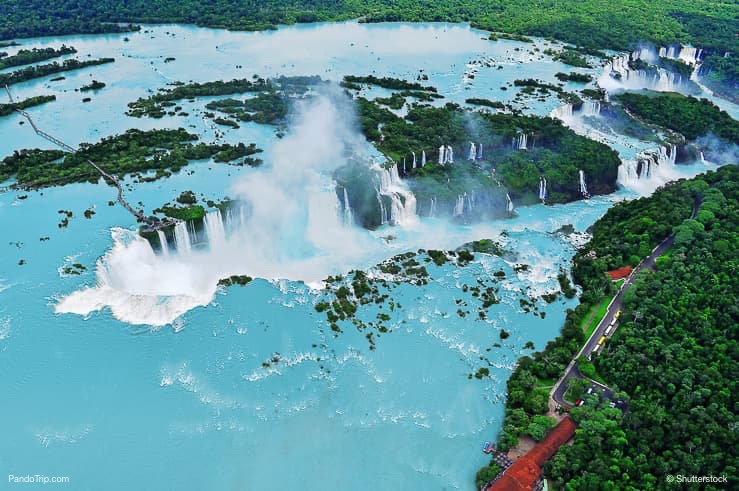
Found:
[476,143,483,160]
[204,209,226,249]
[438,145,445,164]
[402,158,407,174]
[700,151,706,164]
[173,221,192,253]
[342,187,353,225]
[579,169,589,197]
[467,190,475,212]
[468,142,476,161]
[539,177,547,202]
[513,133,527,150]
[429,196,437,217]
[453,194,465,216]
[445,145,454,163]
[412,152,417,169]
[551,104,574,120]
[601,52,688,93]
[581,101,601,116]
[374,164,418,227]
[618,144,677,188]
[157,230,169,256]
[376,189,388,225]
[506,193,514,213]
[421,150,426,167]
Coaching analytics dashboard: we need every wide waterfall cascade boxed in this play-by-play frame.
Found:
[421,150,426,167]
[618,144,689,195]
[173,221,192,253]
[157,230,170,256]
[539,177,547,202]
[600,52,691,94]
[551,101,601,121]
[468,142,476,161]
[476,143,483,160]
[659,45,703,65]
[512,133,528,150]
[506,193,514,213]
[342,187,354,225]
[204,209,226,249]
[373,164,419,227]
[579,169,589,197]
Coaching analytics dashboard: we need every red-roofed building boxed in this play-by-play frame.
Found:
[487,416,577,490]
[606,265,632,281]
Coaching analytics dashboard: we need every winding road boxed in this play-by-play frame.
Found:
[551,195,702,408]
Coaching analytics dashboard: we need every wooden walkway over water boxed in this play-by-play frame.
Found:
[4,85,176,231]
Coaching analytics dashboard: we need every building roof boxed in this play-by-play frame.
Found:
[488,416,577,490]
[606,265,632,280]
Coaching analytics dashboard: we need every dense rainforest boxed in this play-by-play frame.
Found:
[478,165,738,489]
[615,92,739,143]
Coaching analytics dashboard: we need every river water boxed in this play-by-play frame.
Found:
[0,21,731,490]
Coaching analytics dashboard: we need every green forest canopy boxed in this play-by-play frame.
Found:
[0,0,736,55]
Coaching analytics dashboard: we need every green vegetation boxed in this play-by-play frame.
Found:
[0,45,75,69]
[1,1,735,90]
[550,49,591,68]
[79,80,105,91]
[0,128,262,188]
[484,165,738,488]
[615,92,739,142]
[218,275,253,287]
[0,94,56,117]
[579,295,611,339]
[0,41,21,48]
[204,92,288,125]
[342,75,437,92]
[554,72,593,83]
[465,98,505,109]
[375,93,406,110]
[127,78,271,118]
[547,165,738,489]
[351,99,620,211]
[0,57,115,86]
[475,460,501,489]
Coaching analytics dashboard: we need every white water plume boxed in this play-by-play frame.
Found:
[55,89,404,325]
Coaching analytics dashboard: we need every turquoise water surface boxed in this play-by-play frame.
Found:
[0,21,732,490]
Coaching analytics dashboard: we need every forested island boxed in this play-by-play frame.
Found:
[479,165,738,488]
[0,129,262,189]
[0,94,56,117]
[0,57,115,86]
[0,45,76,69]
[337,96,619,229]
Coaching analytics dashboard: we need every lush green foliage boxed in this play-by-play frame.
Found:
[79,80,105,92]
[0,57,115,86]
[0,94,55,117]
[0,129,261,188]
[548,165,739,489]
[126,78,271,118]
[205,93,288,125]
[342,75,436,92]
[0,45,75,69]
[615,92,739,142]
[355,99,620,204]
[554,72,593,83]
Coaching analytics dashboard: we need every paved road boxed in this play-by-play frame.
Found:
[551,196,702,408]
